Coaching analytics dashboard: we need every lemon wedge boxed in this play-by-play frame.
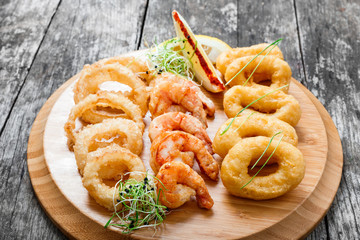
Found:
[196,35,231,65]
[172,10,225,93]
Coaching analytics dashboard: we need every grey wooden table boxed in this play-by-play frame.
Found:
[0,0,359,239]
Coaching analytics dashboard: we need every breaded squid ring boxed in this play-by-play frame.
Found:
[74,118,143,175]
[221,136,305,200]
[150,131,219,181]
[216,43,284,75]
[156,161,214,209]
[95,55,153,83]
[213,114,298,158]
[224,85,301,126]
[64,91,144,149]
[73,62,148,118]
[148,112,213,154]
[82,145,146,210]
[225,56,292,93]
[224,55,292,93]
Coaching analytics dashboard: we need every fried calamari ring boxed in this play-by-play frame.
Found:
[64,91,144,149]
[95,55,153,83]
[73,118,143,175]
[216,43,284,75]
[150,131,219,181]
[82,144,146,210]
[213,114,298,158]
[224,55,292,93]
[221,136,305,200]
[224,85,301,126]
[148,112,213,154]
[73,62,148,119]
[156,161,214,209]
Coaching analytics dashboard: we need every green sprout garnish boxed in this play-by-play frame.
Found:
[104,172,168,234]
[220,84,289,135]
[241,133,284,189]
[233,112,256,133]
[147,38,194,80]
[225,38,283,86]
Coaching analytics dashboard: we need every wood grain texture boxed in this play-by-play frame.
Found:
[0,0,147,239]
[294,0,360,238]
[0,0,60,132]
[27,75,341,239]
[141,0,238,48]
[0,0,357,238]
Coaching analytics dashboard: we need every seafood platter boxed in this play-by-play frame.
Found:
[27,10,342,239]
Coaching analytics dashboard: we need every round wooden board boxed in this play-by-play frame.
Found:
[27,75,342,239]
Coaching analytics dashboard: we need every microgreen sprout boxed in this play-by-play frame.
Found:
[147,38,194,80]
[105,172,168,234]
[220,84,289,135]
[241,133,284,189]
[225,38,283,86]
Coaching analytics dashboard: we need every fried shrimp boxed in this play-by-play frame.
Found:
[216,43,284,75]
[73,62,148,118]
[224,55,292,92]
[149,112,213,154]
[221,136,305,200]
[149,73,215,127]
[156,161,214,209]
[64,91,144,149]
[74,118,143,175]
[82,144,146,210]
[224,85,301,126]
[150,131,219,181]
[213,114,298,158]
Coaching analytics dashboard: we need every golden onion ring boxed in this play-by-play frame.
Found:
[74,118,143,175]
[82,144,146,210]
[73,62,148,119]
[213,114,298,158]
[223,85,301,126]
[224,55,291,93]
[64,91,144,149]
[216,43,284,75]
[95,55,153,83]
[221,136,305,200]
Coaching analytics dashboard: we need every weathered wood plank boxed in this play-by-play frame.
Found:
[0,0,61,133]
[141,0,238,48]
[0,0,147,239]
[295,0,360,239]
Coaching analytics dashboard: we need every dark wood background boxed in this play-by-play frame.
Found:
[0,0,359,239]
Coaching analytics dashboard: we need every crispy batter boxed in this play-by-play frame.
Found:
[224,55,291,93]
[150,131,219,181]
[74,118,143,175]
[223,85,301,126]
[73,62,148,119]
[95,55,153,83]
[149,112,213,154]
[213,114,298,158]
[64,91,144,150]
[216,43,284,75]
[149,73,215,127]
[156,161,214,209]
[82,145,146,210]
[221,136,305,200]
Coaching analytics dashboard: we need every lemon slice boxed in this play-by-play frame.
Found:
[172,10,225,93]
[196,35,231,65]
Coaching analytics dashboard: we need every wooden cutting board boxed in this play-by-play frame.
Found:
[27,63,342,239]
